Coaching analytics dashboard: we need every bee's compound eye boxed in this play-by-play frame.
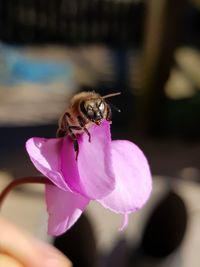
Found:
[80,101,88,116]
[99,101,105,112]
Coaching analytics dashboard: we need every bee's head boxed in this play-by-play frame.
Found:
[80,98,106,124]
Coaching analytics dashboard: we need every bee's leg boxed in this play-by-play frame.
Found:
[83,127,91,142]
[57,112,72,137]
[72,135,79,160]
[77,116,91,142]
[56,128,66,137]
[57,112,80,159]
[106,106,112,121]
[68,126,82,131]
[68,129,79,160]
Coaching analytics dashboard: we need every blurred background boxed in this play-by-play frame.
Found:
[0,0,200,266]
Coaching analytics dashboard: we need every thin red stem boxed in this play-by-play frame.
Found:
[0,177,52,209]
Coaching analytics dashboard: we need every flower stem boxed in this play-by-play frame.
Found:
[0,177,52,210]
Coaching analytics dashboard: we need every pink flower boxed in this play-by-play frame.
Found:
[26,121,152,236]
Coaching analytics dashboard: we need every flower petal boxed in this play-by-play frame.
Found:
[61,121,115,199]
[26,137,70,191]
[45,184,89,236]
[99,140,152,213]
[26,121,115,199]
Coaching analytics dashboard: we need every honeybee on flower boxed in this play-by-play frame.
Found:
[56,91,121,159]
[26,91,152,236]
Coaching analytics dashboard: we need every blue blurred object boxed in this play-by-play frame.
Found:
[0,42,73,85]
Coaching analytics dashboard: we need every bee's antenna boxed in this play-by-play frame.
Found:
[102,92,121,99]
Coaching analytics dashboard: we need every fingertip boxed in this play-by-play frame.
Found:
[0,254,24,267]
[44,256,72,267]
[33,239,72,267]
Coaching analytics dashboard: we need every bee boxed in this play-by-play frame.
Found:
[57,91,121,159]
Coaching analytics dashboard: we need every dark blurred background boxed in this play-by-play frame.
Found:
[0,0,200,266]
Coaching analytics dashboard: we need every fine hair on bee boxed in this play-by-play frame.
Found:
[57,91,121,160]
